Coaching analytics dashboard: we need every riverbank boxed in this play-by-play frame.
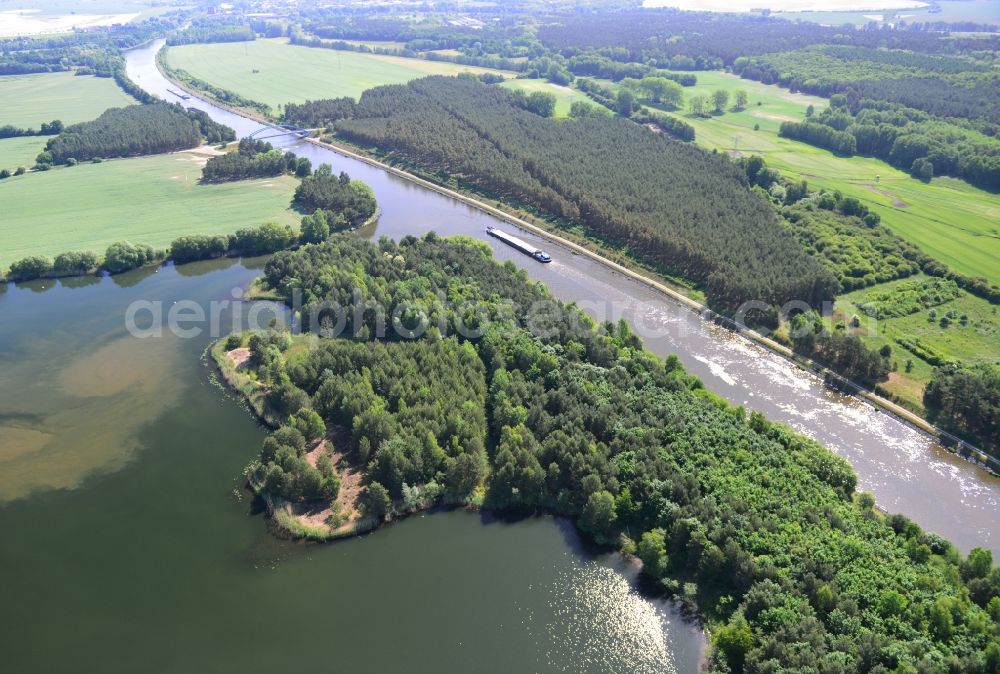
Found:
[312,133,1000,476]
[158,55,999,475]
[209,336,382,541]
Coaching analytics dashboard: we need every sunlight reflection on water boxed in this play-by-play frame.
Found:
[530,561,681,674]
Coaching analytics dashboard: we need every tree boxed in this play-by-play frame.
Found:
[294,167,378,225]
[170,235,229,263]
[360,482,392,521]
[232,222,297,254]
[579,490,617,541]
[8,255,52,281]
[715,616,752,672]
[689,94,708,117]
[525,91,557,117]
[291,408,325,442]
[53,251,99,275]
[445,451,487,496]
[104,241,157,274]
[569,100,609,119]
[616,89,635,116]
[734,89,749,110]
[858,491,875,512]
[878,589,908,618]
[912,157,934,181]
[640,77,684,109]
[637,528,668,577]
[964,547,994,580]
[711,89,730,113]
[300,209,330,244]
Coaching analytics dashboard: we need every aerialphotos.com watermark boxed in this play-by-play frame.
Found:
[124,286,879,344]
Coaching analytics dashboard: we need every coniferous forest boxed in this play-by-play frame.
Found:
[40,102,234,165]
[334,76,837,311]
[244,233,1000,674]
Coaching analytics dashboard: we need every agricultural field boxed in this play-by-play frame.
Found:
[163,38,515,109]
[0,71,137,172]
[834,275,1000,408]
[500,78,594,118]
[0,151,300,270]
[0,72,136,128]
[0,136,47,173]
[638,71,1000,284]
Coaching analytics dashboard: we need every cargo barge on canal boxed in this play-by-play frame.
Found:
[486,226,552,263]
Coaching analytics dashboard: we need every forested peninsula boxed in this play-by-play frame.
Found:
[220,233,1000,674]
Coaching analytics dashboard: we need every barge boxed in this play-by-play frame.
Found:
[166,88,191,100]
[486,226,552,263]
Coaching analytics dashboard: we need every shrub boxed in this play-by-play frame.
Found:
[224,333,243,351]
[8,255,53,281]
[231,222,298,254]
[104,241,158,274]
[170,234,230,263]
[53,251,99,275]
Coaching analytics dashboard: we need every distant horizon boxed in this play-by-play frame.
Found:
[642,0,928,12]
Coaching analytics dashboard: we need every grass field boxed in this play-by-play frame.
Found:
[164,38,515,109]
[500,79,594,118]
[834,275,1000,408]
[0,71,135,128]
[635,71,1000,284]
[0,151,300,270]
[0,136,48,172]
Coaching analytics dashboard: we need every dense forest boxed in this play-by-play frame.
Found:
[925,364,1000,459]
[282,97,357,127]
[201,138,313,183]
[779,200,923,292]
[734,46,1000,126]
[242,233,1000,673]
[781,99,1000,191]
[293,164,378,227]
[166,21,255,46]
[789,310,892,387]
[40,103,234,165]
[740,154,1000,305]
[333,76,835,311]
[288,28,528,73]
[536,11,978,66]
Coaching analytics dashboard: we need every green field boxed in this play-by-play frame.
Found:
[500,79,594,118]
[835,275,1000,408]
[0,70,137,174]
[164,38,515,109]
[0,135,48,172]
[636,71,1000,284]
[0,71,135,128]
[0,151,300,270]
